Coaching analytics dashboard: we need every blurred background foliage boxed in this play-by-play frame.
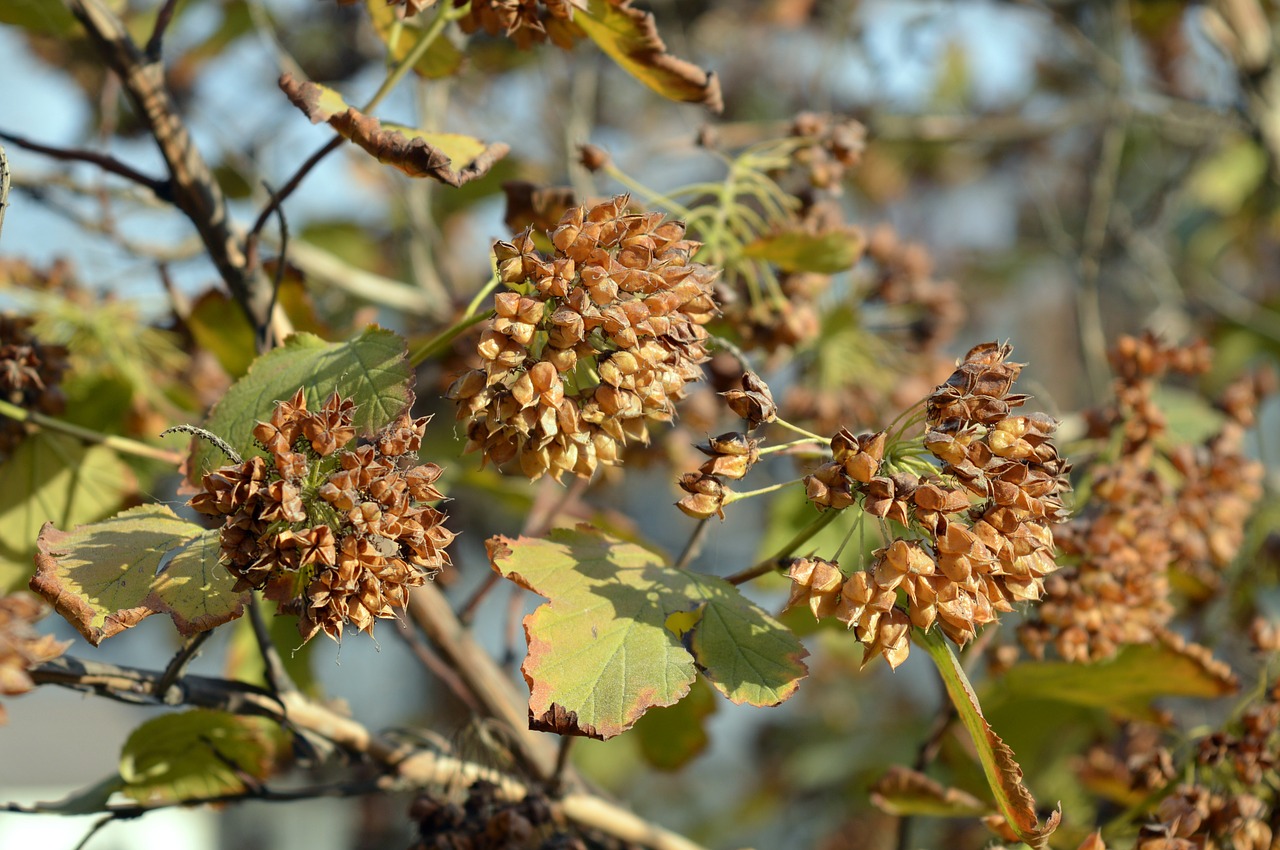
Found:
[2,1,1280,849]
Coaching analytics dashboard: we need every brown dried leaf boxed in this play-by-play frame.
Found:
[571,0,722,113]
[279,73,508,186]
[869,765,991,818]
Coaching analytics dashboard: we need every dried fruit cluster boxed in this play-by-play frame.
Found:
[788,111,867,193]
[788,342,1070,668]
[449,195,718,481]
[0,313,69,456]
[1138,786,1274,850]
[190,390,453,642]
[1020,334,1268,662]
[0,593,69,724]
[409,780,636,850]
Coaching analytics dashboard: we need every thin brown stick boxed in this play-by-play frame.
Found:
[247,137,343,245]
[0,130,166,196]
[406,583,561,782]
[247,594,297,696]
[30,655,704,850]
[144,0,184,61]
[0,144,10,242]
[68,0,284,336]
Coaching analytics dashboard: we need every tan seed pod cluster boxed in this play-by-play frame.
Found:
[790,342,1070,668]
[0,593,70,724]
[0,314,70,457]
[788,112,867,192]
[190,390,454,643]
[1137,786,1273,850]
[455,0,585,50]
[1021,335,1268,663]
[449,195,719,482]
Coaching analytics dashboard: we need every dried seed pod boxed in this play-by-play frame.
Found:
[189,391,453,643]
[450,196,719,481]
[0,593,70,724]
[721,371,777,428]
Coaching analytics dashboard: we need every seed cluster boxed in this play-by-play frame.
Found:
[409,780,639,850]
[1020,334,1267,663]
[788,342,1070,668]
[449,196,718,482]
[190,390,453,642]
[456,0,584,50]
[0,593,69,724]
[0,314,69,456]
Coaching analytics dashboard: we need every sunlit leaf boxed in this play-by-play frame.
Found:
[634,674,716,771]
[572,0,722,112]
[487,526,806,740]
[0,0,77,35]
[917,628,1059,848]
[993,637,1238,723]
[188,326,412,483]
[0,432,133,591]
[279,74,508,186]
[1187,138,1266,214]
[742,227,866,274]
[30,505,245,645]
[119,709,290,804]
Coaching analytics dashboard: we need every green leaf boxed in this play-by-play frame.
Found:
[366,0,464,79]
[119,709,290,804]
[573,0,722,112]
[741,227,866,274]
[869,765,990,818]
[30,505,245,645]
[487,526,806,740]
[188,326,412,483]
[1187,138,1266,214]
[0,0,78,35]
[0,432,133,590]
[633,674,716,771]
[1150,385,1227,447]
[917,629,1059,848]
[992,639,1238,723]
[186,290,257,379]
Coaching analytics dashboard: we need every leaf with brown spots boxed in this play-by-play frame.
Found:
[488,526,807,740]
[279,73,508,186]
[870,765,990,818]
[31,505,245,646]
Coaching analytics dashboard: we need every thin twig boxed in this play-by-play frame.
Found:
[0,129,167,197]
[30,655,704,850]
[247,137,342,245]
[0,144,10,243]
[144,0,184,61]
[154,630,215,704]
[457,572,501,625]
[550,737,574,796]
[248,594,298,696]
[68,0,285,335]
[674,518,711,569]
[0,399,182,464]
[261,180,289,352]
[393,618,483,713]
[405,584,562,782]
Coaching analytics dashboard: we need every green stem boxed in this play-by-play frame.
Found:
[600,164,696,220]
[725,509,840,585]
[408,309,494,367]
[465,268,501,318]
[758,437,826,456]
[723,479,798,504]
[773,417,827,444]
[361,1,466,113]
[0,399,182,464]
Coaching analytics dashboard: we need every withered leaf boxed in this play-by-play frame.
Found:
[279,73,508,186]
[31,506,245,645]
[571,0,722,113]
[530,702,600,739]
[870,765,990,818]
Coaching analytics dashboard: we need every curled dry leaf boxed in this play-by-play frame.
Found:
[279,73,508,187]
[869,765,990,818]
[570,0,723,113]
